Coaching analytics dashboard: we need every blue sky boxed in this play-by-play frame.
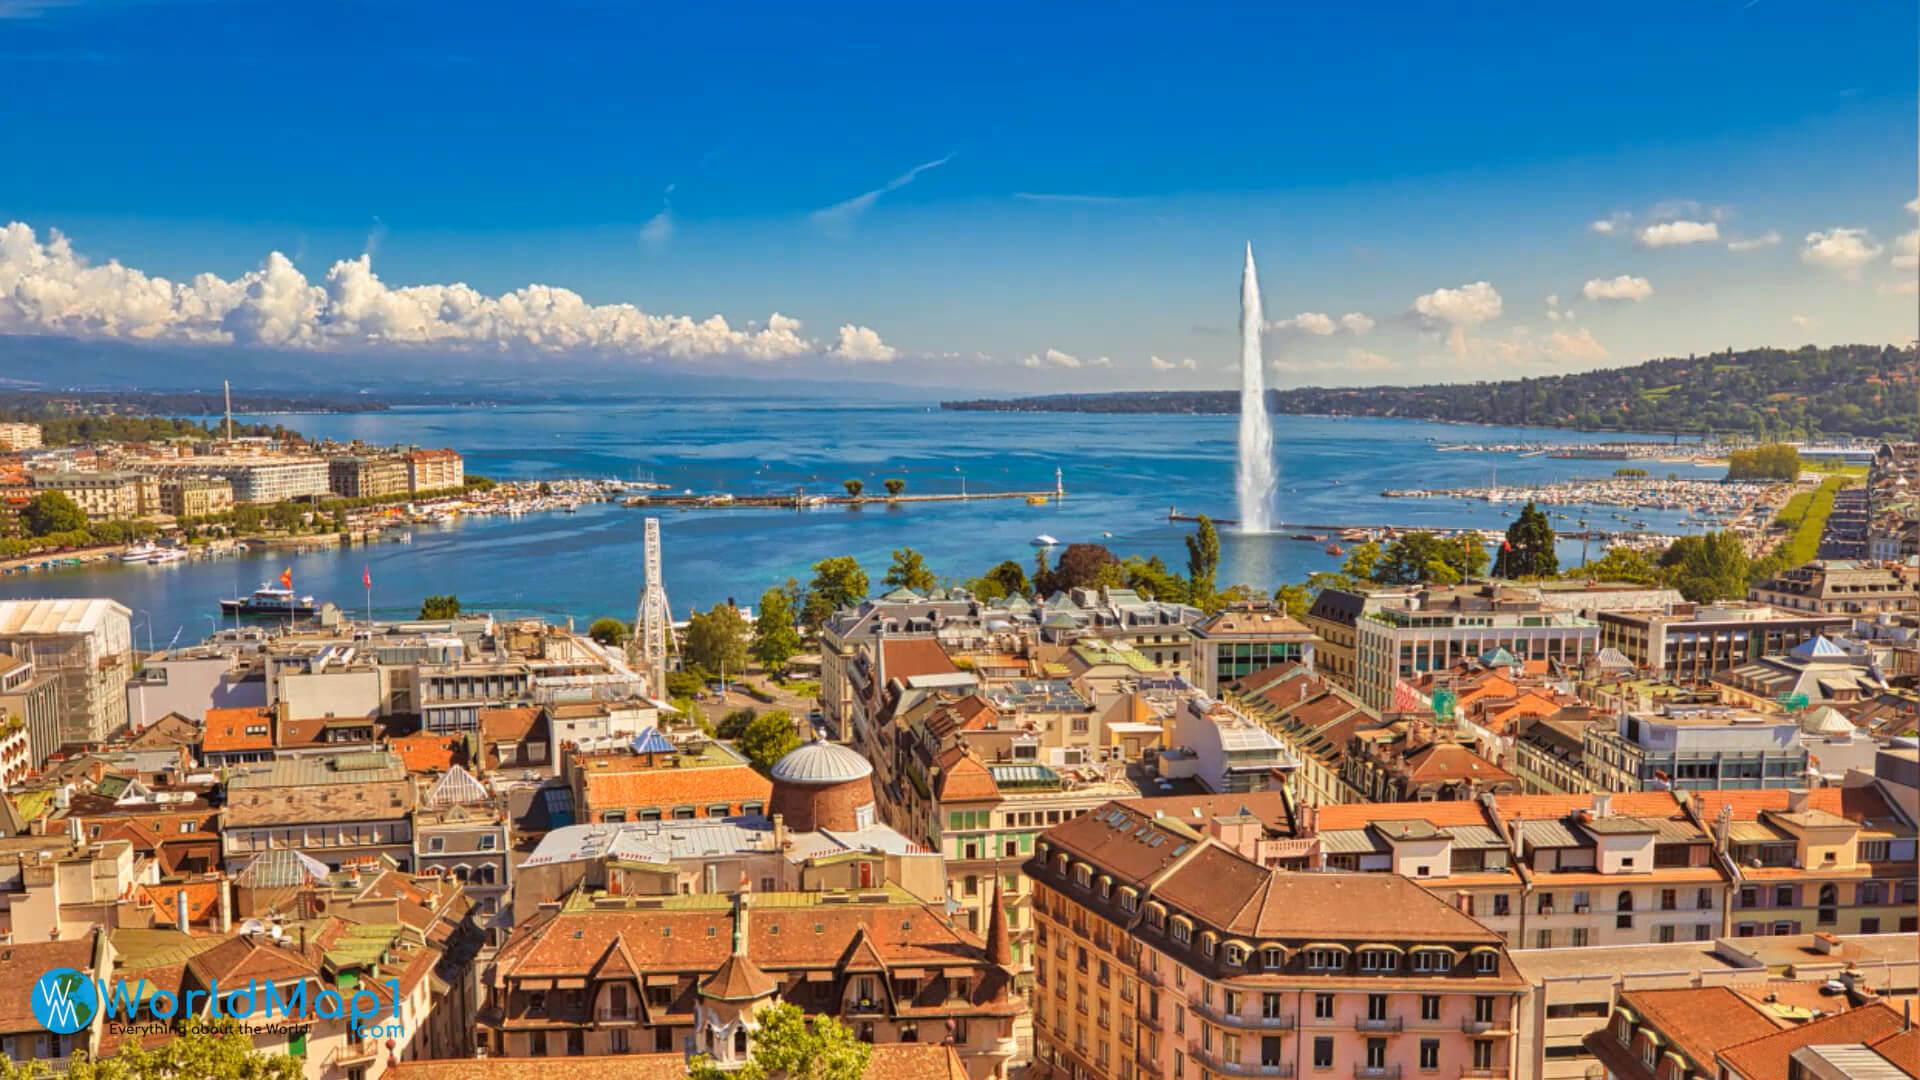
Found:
[0,0,1914,391]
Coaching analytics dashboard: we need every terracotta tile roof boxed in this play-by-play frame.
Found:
[223,777,416,826]
[579,765,770,815]
[185,931,325,987]
[1494,791,1690,821]
[1618,986,1783,1071]
[1718,1001,1909,1080]
[201,706,273,752]
[494,896,995,981]
[1872,1028,1920,1076]
[1314,800,1494,831]
[0,940,94,1033]
[1120,791,1294,835]
[880,638,959,681]
[935,752,999,802]
[481,706,544,742]
[140,880,223,928]
[388,1044,968,1080]
[391,732,469,774]
[1399,742,1516,784]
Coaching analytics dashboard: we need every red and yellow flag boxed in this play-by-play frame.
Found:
[279,567,293,589]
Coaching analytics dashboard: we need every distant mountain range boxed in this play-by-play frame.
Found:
[0,335,959,404]
[943,344,1918,438]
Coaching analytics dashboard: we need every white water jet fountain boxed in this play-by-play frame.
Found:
[1235,242,1277,533]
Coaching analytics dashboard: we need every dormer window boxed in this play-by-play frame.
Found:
[1146,906,1165,930]
[1073,864,1091,890]
[1201,934,1217,957]
[1261,946,1283,968]
[1223,944,1245,966]
[1474,950,1498,974]
[1119,889,1138,913]
[1098,877,1112,900]
[1358,949,1398,972]
[1305,948,1346,971]
[1171,919,1191,944]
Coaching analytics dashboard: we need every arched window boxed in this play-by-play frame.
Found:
[1617,891,1634,913]
[734,1029,748,1055]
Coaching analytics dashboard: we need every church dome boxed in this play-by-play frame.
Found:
[769,740,874,785]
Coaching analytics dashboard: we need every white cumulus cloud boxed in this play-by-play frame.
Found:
[1791,314,1817,330]
[0,221,892,365]
[1020,348,1081,369]
[1800,227,1883,276]
[1413,281,1503,327]
[1727,231,1780,252]
[1269,312,1336,335]
[1582,275,1653,302]
[1414,281,1502,366]
[1636,220,1720,248]
[826,324,897,365]
[1339,312,1375,334]
[1149,355,1197,372]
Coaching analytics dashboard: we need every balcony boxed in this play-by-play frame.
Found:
[1193,1048,1296,1078]
[846,998,886,1016]
[1138,1006,1164,1033]
[1355,1017,1404,1033]
[1138,966,1165,988]
[1354,1067,1402,1080]
[1460,1019,1504,1035]
[595,1007,638,1023]
[1194,1002,1297,1030]
[1461,1069,1510,1079]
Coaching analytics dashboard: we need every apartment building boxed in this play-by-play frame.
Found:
[1226,663,1373,806]
[1587,986,1916,1080]
[1509,710,1604,795]
[1304,588,1409,693]
[28,469,157,520]
[1296,786,1918,949]
[328,453,410,498]
[1581,706,1806,793]
[141,456,330,503]
[1594,603,1850,681]
[565,739,771,824]
[221,753,418,872]
[1707,786,1918,938]
[1189,607,1318,695]
[1349,585,1600,713]
[0,652,62,769]
[156,474,235,517]
[0,598,134,746]
[1027,801,1529,1080]
[0,934,111,1068]
[0,422,43,451]
[1747,560,1919,616]
[405,448,464,493]
[480,885,1022,1079]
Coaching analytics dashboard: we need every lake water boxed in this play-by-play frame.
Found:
[0,399,1717,647]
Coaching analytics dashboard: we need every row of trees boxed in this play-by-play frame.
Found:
[1725,443,1802,481]
[0,491,162,557]
[944,345,1917,438]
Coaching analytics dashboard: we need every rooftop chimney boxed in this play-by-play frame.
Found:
[176,889,191,934]
[1787,788,1811,814]
[1591,793,1613,818]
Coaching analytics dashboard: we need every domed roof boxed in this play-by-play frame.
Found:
[770,740,874,785]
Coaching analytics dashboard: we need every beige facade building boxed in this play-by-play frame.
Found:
[156,475,235,517]
[329,454,410,498]
[28,470,157,520]
[0,422,43,451]
[405,448,464,492]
